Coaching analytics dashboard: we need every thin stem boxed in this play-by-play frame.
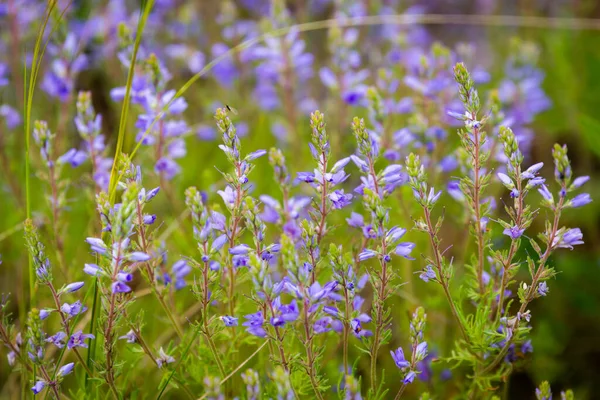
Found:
[38,365,61,399]
[47,162,67,276]
[494,169,524,322]
[342,281,351,376]
[302,298,324,400]
[134,200,184,339]
[368,156,386,393]
[482,195,565,374]
[200,243,225,376]
[0,322,33,372]
[131,323,195,399]
[370,233,388,392]
[472,126,486,295]
[423,208,470,343]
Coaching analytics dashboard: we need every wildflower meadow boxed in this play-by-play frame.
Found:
[1,1,600,399]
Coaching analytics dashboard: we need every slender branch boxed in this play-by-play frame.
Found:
[482,195,565,374]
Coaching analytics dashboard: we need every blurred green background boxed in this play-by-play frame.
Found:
[2,0,600,398]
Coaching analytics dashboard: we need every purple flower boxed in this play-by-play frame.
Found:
[297,171,316,183]
[358,249,377,261]
[145,187,160,202]
[308,281,338,302]
[143,214,157,225]
[328,190,353,209]
[403,371,417,384]
[86,237,107,254]
[157,347,175,368]
[67,331,94,349]
[415,342,428,359]
[395,242,416,259]
[63,282,84,293]
[503,226,525,240]
[128,252,151,262]
[570,193,592,208]
[386,227,407,243]
[221,315,239,327]
[346,212,364,228]
[57,362,75,377]
[46,331,67,348]
[537,281,549,296]
[0,105,21,129]
[57,148,87,167]
[83,263,102,276]
[229,244,250,255]
[350,316,372,338]
[119,330,137,343]
[111,281,131,294]
[171,260,191,290]
[117,271,133,283]
[522,340,534,354]
[391,347,410,369]
[39,309,52,320]
[527,177,545,188]
[314,317,334,334]
[538,185,554,202]
[218,186,237,207]
[271,299,300,327]
[211,234,228,252]
[419,266,436,283]
[497,172,513,187]
[31,381,46,395]
[246,149,267,161]
[572,176,590,189]
[522,162,544,179]
[243,311,267,337]
[61,301,87,318]
[553,228,584,249]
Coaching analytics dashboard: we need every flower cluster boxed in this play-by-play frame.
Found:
[0,2,593,399]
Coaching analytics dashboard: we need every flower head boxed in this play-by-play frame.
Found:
[221,315,239,327]
[391,347,410,369]
[157,347,176,368]
[67,331,94,349]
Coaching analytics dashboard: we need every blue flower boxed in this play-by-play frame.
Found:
[503,226,525,240]
[62,282,84,293]
[57,362,75,377]
[46,331,67,348]
[119,330,137,343]
[31,380,46,395]
[67,331,94,349]
[419,266,436,283]
[229,244,250,255]
[390,347,410,369]
[395,242,416,260]
[328,190,353,209]
[350,315,372,338]
[415,342,428,360]
[61,301,87,319]
[157,347,176,368]
[243,311,267,337]
[537,282,549,296]
[403,371,417,384]
[358,249,378,261]
[83,263,102,276]
[571,176,590,189]
[570,193,592,208]
[553,228,584,249]
[111,281,131,294]
[270,299,299,327]
[221,315,239,327]
[128,252,151,262]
